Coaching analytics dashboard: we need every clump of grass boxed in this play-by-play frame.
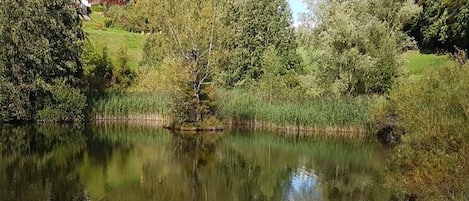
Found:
[90,91,170,118]
[218,90,373,128]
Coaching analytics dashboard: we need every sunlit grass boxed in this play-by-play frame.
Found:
[404,50,455,75]
[89,90,372,129]
[82,12,146,70]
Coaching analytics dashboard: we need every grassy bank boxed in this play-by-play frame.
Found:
[83,12,146,70]
[85,50,447,131]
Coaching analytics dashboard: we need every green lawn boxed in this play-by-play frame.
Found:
[404,50,455,75]
[82,12,146,70]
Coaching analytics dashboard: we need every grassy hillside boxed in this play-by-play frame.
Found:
[404,50,455,75]
[82,12,146,70]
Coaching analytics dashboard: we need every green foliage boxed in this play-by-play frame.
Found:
[258,47,286,103]
[104,18,113,28]
[256,47,305,103]
[91,5,107,13]
[106,4,149,32]
[380,59,469,200]
[221,0,303,88]
[83,44,114,93]
[0,0,86,122]
[112,47,136,88]
[141,32,173,68]
[142,0,226,126]
[37,80,87,122]
[83,44,135,93]
[303,0,421,96]
[408,0,469,52]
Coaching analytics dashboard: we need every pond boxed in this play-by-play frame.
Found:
[0,123,391,201]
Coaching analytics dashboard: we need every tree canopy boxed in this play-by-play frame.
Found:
[0,0,86,122]
[407,0,469,53]
[140,0,226,126]
[301,0,420,96]
[221,0,302,88]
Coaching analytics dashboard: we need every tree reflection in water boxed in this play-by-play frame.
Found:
[0,123,391,201]
[0,125,89,201]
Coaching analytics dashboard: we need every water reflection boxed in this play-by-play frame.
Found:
[0,123,391,201]
[283,168,322,201]
[0,125,88,201]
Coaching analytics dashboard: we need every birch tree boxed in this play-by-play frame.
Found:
[142,0,226,126]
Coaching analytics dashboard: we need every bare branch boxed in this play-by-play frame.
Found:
[165,21,187,59]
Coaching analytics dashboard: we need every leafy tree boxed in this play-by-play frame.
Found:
[221,0,302,88]
[258,47,302,103]
[0,0,86,122]
[302,0,420,96]
[407,0,469,53]
[141,0,226,127]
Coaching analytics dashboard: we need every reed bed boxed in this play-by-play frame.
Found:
[219,90,373,129]
[89,91,170,119]
[90,90,373,132]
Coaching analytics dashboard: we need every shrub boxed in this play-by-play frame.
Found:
[91,5,107,13]
[111,47,135,88]
[37,80,87,122]
[382,59,469,200]
[106,5,149,32]
[104,18,113,28]
[82,44,113,94]
[303,0,421,96]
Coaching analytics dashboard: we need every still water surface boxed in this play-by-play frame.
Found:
[0,123,391,201]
